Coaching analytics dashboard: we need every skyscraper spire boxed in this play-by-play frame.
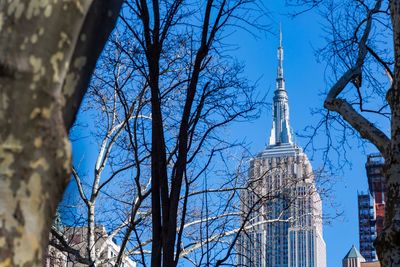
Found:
[269,27,293,146]
[277,24,284,89]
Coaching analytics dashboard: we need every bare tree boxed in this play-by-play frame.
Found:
[117,1,265,266]
[293,0,400,266]
[46,34,151,267]
[47,1,269,266]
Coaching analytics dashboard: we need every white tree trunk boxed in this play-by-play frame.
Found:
[88,203,96,265]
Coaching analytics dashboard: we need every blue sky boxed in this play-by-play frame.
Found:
[225,2,379,267]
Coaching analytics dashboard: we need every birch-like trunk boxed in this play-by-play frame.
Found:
[87,203,96,265]
[0,2,122,266]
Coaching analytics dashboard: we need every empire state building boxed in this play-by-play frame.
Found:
[237,31,326,267]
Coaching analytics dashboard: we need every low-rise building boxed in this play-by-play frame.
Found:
[342,245,381,267]
[343,245,366,267]
[362,262,381,267]
[46,226,136,267]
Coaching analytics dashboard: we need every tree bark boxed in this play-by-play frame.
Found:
[376,161,400,267]
[375,2,400,265]
[0,1,122,266]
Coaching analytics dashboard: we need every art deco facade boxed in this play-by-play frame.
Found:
[237,31,326,267]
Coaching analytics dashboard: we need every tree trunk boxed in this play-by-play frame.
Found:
[88,203,96,265]
[375,160,400,267]
[0,103,70,266]
[375,3,400,266]
[0,3,86,265]
[0,1,122,266]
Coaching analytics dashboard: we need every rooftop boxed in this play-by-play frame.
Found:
[344,245,365,260]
